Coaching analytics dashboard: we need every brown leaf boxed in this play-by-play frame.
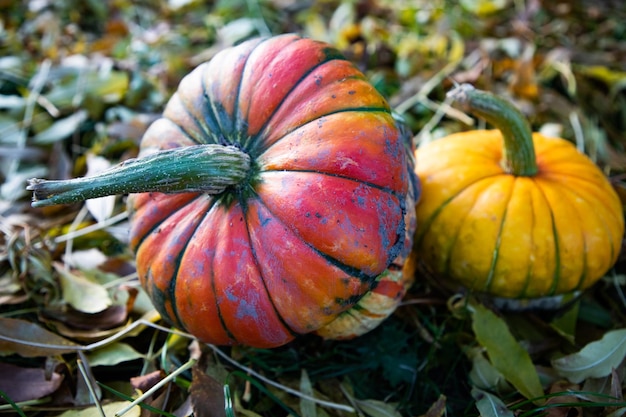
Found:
[510,44,539,100]
[190,364,226,417]
[41,304,128,330]
[0,362,64,403]
[0,317,78,357]
[418,394,447,417]
[131,370,165,393]
[544,380,582,417]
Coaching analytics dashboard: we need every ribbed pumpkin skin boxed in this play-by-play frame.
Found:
[415,130,624,299]
[316,151,420,339]
[128,35,409,348]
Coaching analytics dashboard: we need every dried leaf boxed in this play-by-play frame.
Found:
[471,388,514,417]
[552,329,626,383]
[41,303,127,331]
[190,364,227,417]
[0,317,79,357]
[543,381,582,417]
[131,370,165,393]
[470,302,544,401]
[55,263,112,314]
[418,395,446,417]
[0,362,64,402]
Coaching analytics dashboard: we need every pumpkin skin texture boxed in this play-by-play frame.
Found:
[317,128,420,339]
[415,125,624,299]
[127,35,410,348]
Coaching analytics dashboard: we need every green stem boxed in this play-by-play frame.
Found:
[447,84,538,176]
[27,145,250,207]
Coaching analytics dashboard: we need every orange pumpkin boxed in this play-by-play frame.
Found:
[28,35,414,347]
[413,84,624,299]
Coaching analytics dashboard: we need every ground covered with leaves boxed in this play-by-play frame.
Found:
[1,0,626,416]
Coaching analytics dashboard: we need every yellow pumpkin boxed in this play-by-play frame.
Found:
[414,84,624,299]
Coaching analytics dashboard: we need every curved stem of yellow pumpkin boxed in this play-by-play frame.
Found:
[447,84,538,177]
[27,145,251,207]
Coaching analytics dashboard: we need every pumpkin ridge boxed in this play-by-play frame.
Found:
[245,59,350,151]
[543,188,561,296]
[252,193,383,286]
[415,171,505,247]
[132,194,207,252]
[174,89,221,145]
[483,182,515,293]
[260,167,406,200]
[198,64,229,144]
[518,184,537,299]
[209,264,238,343]
[166,199,223,331]
[163,113,203,145]
[252,106,392,159]
[233,36,284,135]
[540,173,623,228]
[553,183,616,291]
[441,179,497,280]
[242,199,300,338]
[559,179,618,268]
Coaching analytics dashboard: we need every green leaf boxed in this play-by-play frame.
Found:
[300,369,317,417]
[55,263,112,314]
[552,328,626,383]
[550,298,579,344]
[45,70,129,110]
[470,302,544,401]
[31,110,88,144]
[471,388,514,417]
[86,343,144,367]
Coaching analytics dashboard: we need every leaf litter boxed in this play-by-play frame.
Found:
[0,0,625,416]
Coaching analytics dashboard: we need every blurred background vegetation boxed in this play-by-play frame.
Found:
[0,0,625,416]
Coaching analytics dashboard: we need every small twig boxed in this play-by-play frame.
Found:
[54,210,129,243]
[395,58,461,115]
[76,353,105,417]
[63,205,89,265]
[0,316,178,352]
[115,357,197,417]
[10,60,51,181]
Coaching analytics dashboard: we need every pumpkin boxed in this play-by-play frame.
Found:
[317,121,420,339]
[414,84,624,299]
[28,34,413,348]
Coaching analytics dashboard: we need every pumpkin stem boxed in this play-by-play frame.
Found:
[27,144,251,207]
[447,84,538,176]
